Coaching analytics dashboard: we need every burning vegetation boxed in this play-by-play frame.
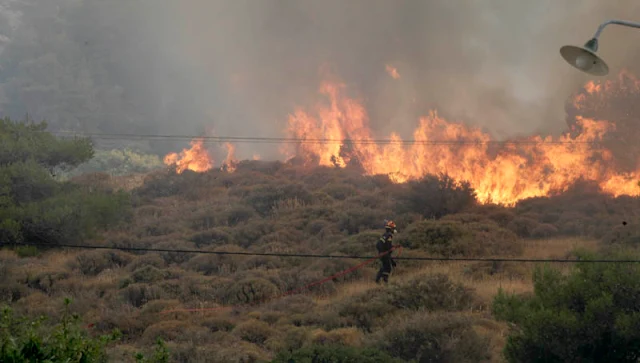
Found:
[164,71,640,206]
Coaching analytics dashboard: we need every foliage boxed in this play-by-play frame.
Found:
[492,251,640,362]
[134,338,170,363]
[372,312,491,363]
[272,344,404,363]
[395,174,476,219]
[0,118,131,246]
[62,148,164,178]
[0,298,120,363]
[398,218,521,257]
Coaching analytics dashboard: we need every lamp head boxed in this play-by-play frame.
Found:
[560,38,609,76]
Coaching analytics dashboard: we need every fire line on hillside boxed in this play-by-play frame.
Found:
[163,71,640,206]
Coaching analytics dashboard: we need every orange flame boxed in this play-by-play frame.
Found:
[385,64,400,79]
[163,138,213,174]
[284,79,640,205]
[223,142,238,173]
[163,139,239,174]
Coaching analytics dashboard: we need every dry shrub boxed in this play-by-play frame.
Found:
[127,253,165,271]
[13,291,60,319]
[258,228,306,246]
[321,183,358,201]
[233,319,279,346]
[531,223,560,238]
[130,265,168,284]
[154,240,196,265]
[231,219,276,248]
[335,230,380,255]
[120,283,164,308]
[371,312,492,363]
[336,273,477,332]
[0,280,29,304]
[265,295,316,314]
[399,219,522,257]
[266,325,312,353]
[24,268,70,294]
[387,273,478,311]
[311,327,364,347]
[140,299,182,315]
[208,340,270,363]
[141,319,209,345]
[222,277,279,305]
[507,216,540,238]
[334,206,387,235]
[94,308,145,337]
[188,227,231,248]
[72,250,133,275]
[201,317,235,333]
[183,244,246,276]
[462,261,528,281]
[159,275,222,303]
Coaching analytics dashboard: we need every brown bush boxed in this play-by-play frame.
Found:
[188,227,232,248]
[120,283,164,307]
[371,312,491,363]
[141,320,209,345]
[531,223,560,238]
[24,269,70,294]
[183,244,246,276]
[233,319,279,345]
[72,250,133,275]
[387,273,478,311]
[462,261,528,281]
[0,280,29,304]
[201,317,236,333]
[321,183,359,201]
[223,277,279,305]
[507,216,540,238]
[311,327,364,347]
[127,253,165,271]
[398,219,522,257]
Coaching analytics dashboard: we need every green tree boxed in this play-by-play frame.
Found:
[0,117,130,246]
[492,251,640,363]
[0,298,121,362]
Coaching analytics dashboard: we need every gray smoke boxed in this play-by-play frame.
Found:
[1,0,640,160]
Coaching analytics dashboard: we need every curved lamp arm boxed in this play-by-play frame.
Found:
[586,19,640,52]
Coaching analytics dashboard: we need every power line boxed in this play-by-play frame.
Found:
[46,131,613,146]
[4,242,640,263]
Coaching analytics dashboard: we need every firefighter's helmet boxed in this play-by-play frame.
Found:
[385,220,397,233]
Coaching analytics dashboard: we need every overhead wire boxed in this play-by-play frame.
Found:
[45,131,613,146]
[3,242,640,263]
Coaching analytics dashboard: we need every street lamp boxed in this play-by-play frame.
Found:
[560,19,640,76]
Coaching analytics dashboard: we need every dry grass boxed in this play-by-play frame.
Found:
[316,237,600,309]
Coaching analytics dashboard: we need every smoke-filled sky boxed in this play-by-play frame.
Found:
[1,0,640,158]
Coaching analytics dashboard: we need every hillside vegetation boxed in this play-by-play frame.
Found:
[2,119,640,362]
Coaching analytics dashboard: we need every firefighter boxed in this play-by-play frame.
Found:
[375,220,398,284]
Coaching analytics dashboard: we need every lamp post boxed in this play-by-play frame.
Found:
[560,19,640,76]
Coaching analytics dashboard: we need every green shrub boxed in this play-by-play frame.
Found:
[372,312,491,363]
[0,298,120,363]
[394,174,476,219]
[492,250,640,362]
[223,277,279,305]
[131,266,168,284]
[398,219,521,257]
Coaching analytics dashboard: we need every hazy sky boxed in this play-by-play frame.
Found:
[2,0,640,159]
